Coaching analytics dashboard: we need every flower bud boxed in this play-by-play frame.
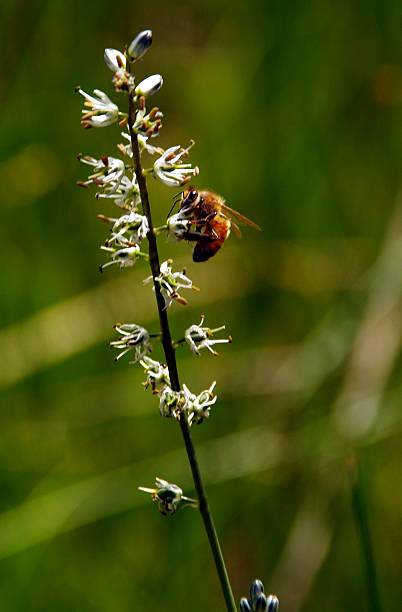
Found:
[266,595,279,612]
[240,599,252,612]
[250,579,264,602]
[254,593,268,611]
[104,48,126,72]
[135,74,163,97]
[128,29,153,60]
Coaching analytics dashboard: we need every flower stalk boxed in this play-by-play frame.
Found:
[126,58,237,612]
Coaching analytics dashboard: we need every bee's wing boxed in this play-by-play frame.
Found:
[220,203,262,231]
[230,221,242,238]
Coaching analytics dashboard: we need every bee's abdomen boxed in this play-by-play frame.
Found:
[192,219,230,262]
[193,239,222,262]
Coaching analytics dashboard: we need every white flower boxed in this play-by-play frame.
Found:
[135,74,163,97]
[100,244,147,271]
[103,49,135,92]
[104,211,149,247]
[104,48,126,72]
[110,323,152,362]
[185,315,232,356]
[78,154,125,188]
[166,211,192,240]
[132,106,163,137]
[128,30,153,61]
[77,87,119,128]
[153,143,199,187]
[118,129,163,157]
[144,259,198,309]
[140,356,170,392]
[182,381,217,426]
[97,175,141,210]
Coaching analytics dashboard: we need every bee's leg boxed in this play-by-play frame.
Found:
[194,211,218,227]
[183,231,217,243]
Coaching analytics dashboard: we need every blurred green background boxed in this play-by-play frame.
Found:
[0,0,401,610]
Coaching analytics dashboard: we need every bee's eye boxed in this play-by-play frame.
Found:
[188,190,198,202]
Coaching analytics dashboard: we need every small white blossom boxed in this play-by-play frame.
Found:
[166,211,192,240]
[78,154,125,189]
[97,174,141,210]
[100,211,149,247]
[185,315,232,356]
[110,323,152,362]
[77,87,119,128]
[153,143,199,187]
[118,129,163,157]
[135,74,163,97]
[138,476,198,516]
[100,244,147,271]
[103,48,135,92]
[140,356,170,392]
[144,259,198,309]
[132,106,163,137]
[182,381,217,426]
[128,30,153,61]
[104,48,126,72]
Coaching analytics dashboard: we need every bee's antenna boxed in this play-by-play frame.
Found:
[167,195,181,218]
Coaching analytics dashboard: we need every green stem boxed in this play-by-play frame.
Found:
[349,454,382,612]
[127,67,237,612]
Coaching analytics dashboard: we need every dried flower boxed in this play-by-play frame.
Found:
[76,87,119,128]
[153,143,199,187]
[185,315,232,356]
[128,30,153,61]
[144,259,199,309]
[159,386,185,419]
[135,74,163,97]
[100,244,147,271]
[182,381,217,425]
[110,323,152,362]
[140,356,170,392]
[138,477,198,516]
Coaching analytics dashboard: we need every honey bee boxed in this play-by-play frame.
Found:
[178,188,261,262]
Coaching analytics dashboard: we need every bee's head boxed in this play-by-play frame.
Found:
[181,187,199,212]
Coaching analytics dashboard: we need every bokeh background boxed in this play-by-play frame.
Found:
[0,0,401,610]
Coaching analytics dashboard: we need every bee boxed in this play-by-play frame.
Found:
[178,188,261,262]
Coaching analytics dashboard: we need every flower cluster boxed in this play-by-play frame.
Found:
[77,30,199,270]
[139,477,198,516]
[99,211,149,247]
[77,29,259,611]
[240,580,279,612]
[139,356,217,425]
